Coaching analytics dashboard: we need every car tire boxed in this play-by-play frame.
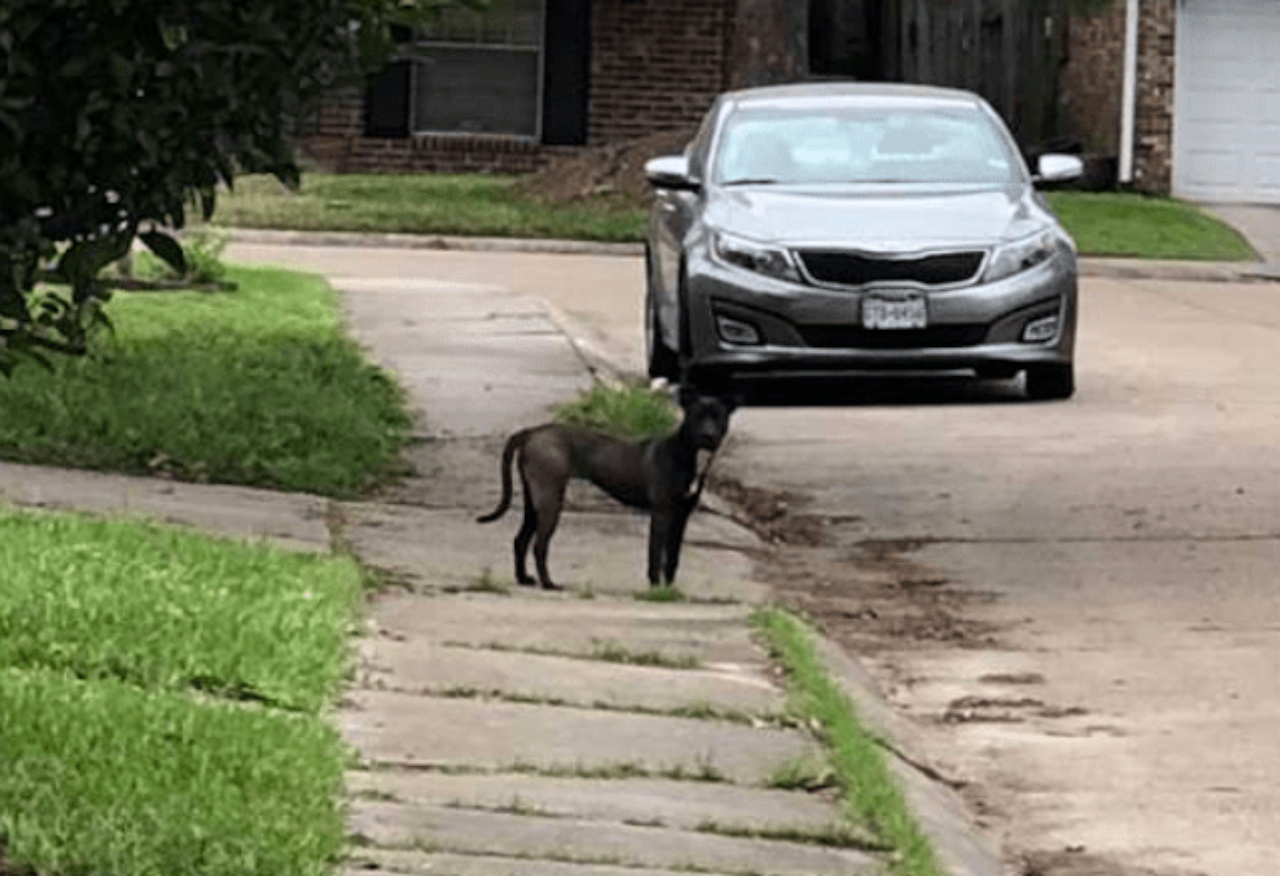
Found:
[1025,364,1075,401]
[645,291,680,381]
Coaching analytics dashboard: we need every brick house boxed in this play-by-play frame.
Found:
[305,0,1280,205]
[1063,0,1280,203]
[302,0,805,176]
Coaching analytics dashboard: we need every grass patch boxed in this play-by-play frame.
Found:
[694,820,886,852]
[0,265,411,497]
[211,174,1255,263]
[396,758,730,784]
[427,685,760,726]
[764,753,838,792]
[0,508,359,876]
[0,669,345,876]
[589,639,702,670]
[444,639,702,670]
[0,509,362,712]
[635,585,687,603]
[512,759,728,783]
[555,382,678,442]
[754,608,944,876]
[1047,191,1256,261]
[441,567,511,595]
[210,174,647,243]
[444,797,560,819]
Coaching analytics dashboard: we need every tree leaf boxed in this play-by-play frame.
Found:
[140,230,187,277]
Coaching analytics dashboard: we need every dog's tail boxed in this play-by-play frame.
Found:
[476,429,532,523]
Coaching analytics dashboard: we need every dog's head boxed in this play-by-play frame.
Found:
[678,390,736,451]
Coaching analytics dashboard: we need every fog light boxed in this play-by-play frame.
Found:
[716,315,761,345]
[1022,314,1059,343]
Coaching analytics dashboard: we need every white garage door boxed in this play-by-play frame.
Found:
[1174,0,1280,203]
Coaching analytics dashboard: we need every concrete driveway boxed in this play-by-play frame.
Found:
[228,240,1280,876]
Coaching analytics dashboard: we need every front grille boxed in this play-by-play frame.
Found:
[798,324,988,350]
[798,250,985,288]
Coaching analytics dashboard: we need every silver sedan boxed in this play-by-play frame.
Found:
[644,83,1082,401]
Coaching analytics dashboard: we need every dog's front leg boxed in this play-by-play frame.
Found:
[661,502,694,584]
[648,511,672,586]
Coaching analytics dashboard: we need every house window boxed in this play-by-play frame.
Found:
[412,0,546,138]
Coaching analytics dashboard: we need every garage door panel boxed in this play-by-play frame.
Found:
[1252,155,1280,197]
[1182,92,1255,125]
[1174,0,1280,203]
[1181,151,1243,190]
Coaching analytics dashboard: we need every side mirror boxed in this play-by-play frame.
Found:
[645,155,700,192]
[1035,154,1085,185]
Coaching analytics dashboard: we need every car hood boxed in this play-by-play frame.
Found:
[704,183,1046,250]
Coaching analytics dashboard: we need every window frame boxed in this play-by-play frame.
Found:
[407,0,548,141]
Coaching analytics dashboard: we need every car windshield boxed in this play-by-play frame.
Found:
[714,103,1021,186]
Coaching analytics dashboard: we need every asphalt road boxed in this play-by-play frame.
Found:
[229,241,1280,876]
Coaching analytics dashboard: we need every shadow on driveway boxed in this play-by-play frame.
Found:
[726,374,1028,408]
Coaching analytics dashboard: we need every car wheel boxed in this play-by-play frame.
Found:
[645,291,680,381]
[1025,364,1075,401]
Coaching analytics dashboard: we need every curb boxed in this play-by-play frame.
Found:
[1079,257,1278,283]
[811,635,1009,876]
[220,227,1279,283]
[219,227,643,257]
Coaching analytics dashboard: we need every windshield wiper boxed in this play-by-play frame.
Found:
[721,177,782,186]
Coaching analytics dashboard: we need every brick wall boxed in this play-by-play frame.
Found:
[301,136,561,174]
[1056,0,1176,193]
[1060,5,1124,156]
[1134,0,1175,193]
[588,0,730,144]
[312,86,363,138]
[300,0,732,172]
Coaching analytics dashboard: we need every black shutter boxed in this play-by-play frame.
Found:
[364,60,412,139]
[541,0,592,146]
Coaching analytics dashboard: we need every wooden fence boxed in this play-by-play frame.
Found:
[879,0,1069,150]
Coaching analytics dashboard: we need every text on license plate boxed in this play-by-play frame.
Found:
[862,296,927,330]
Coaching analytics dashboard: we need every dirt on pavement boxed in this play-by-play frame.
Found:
[712,489,1204,876]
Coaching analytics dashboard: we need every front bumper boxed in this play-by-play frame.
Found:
[682,247,1077,379]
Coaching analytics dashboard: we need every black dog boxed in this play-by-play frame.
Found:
[476,393,734,590]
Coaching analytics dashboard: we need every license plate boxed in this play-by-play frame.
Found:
[862,296,927,330]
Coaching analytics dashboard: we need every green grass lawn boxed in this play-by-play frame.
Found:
[211,173,646,243]
[0,510,360,711]
[0,265,411,497]
[0,509,361,876]
[212,173,1255,261]
[1045,191,1256,261]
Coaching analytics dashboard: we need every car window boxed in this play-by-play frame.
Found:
[714,105,1020,185]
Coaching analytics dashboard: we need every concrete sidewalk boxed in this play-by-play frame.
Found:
[0,261,999,875]
[332,274,888,876]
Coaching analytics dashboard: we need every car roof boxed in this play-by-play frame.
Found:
[722,81,986,111]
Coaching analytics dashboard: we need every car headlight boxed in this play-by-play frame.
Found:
[983,229,1059,283]
[713,232,801,283]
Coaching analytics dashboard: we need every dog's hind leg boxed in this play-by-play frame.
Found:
[530,480,567,591]
[513,478,537,587]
